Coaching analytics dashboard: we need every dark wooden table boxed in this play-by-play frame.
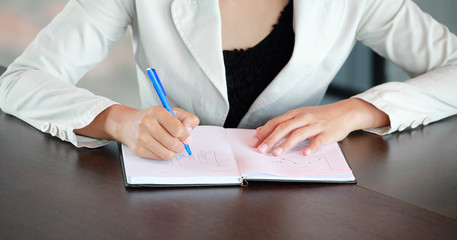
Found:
[342,116,457,219]
[1,107,457,239]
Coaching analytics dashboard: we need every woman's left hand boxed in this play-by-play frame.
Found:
[249,98,390,156]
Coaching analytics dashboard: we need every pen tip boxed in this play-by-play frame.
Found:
[185,145,192,155]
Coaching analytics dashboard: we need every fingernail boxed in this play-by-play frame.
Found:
[304,149,312,156]
[256,126,263,132]
[183,136,192,144]
[258,143,268,153]
[186,126,193,132]
[249,137,259,147]
[273,147,283,156]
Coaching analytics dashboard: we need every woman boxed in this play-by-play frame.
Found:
[0,0,456,160]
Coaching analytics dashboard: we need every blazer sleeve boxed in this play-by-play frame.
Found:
[0,0,134,147]
[353,0,457,134]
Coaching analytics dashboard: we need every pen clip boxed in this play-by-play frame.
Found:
[151,68,166,97]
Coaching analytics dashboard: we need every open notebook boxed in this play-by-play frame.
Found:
[120,126,356,187]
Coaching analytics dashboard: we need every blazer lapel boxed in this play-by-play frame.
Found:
[249,0,346,112]
[171,0,228,101]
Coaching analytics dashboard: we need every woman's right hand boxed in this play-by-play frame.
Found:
[74,104,200,160]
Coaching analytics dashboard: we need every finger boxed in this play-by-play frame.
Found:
[303,134,329,156]
[256,117,313,154]
[129,132,176,161]
[173,109,199,145]
[131,145,162,160]
[271,125,321,156]
[173,108,200,131]
[152,121,186,154]
[139,109,186,154]
[249,113,295,148]
[133,145,169,161]
[155,108,191,143]
[248,126,264,147]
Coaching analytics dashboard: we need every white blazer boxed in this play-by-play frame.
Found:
[1,0,457,148]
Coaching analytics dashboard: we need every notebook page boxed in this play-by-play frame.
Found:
[122,126,241,185]
[226,129,354,180]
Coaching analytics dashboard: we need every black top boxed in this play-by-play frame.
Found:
[223,0,295,128]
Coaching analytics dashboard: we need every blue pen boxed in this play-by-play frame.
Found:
[146,68,192,155]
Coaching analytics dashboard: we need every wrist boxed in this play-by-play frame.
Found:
[347,98,390,130]
[102,104,137,142]
[74,104,137,142]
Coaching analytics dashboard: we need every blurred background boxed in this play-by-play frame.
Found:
[1,0,456,108]
[0,0,139,107]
